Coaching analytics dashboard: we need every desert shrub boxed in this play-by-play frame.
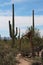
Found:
[32,62,41,65]
[21,49,31,57]
[0,45,18,65]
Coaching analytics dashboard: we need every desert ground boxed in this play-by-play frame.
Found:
[16,54,32,65]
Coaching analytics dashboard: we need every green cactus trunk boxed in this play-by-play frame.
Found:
[18,28,20,39]
[18,28,21,52]
[32,10,35,57]
[30,10,35,57]
[33,10,34,32]
[9,4,18,48]
[12,4,15,48]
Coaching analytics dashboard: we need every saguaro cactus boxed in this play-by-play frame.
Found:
[9,3,18,48]
[18,28,20,39]
[29,10,35,57]
[33,10,34,30]
[18,28,21,51]
[32,10,34,35]
[31,10,35,57]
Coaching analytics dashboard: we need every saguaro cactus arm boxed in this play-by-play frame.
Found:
[14,27,18,37]
[18,28,20,39]
[9,22,18,38]
[9,20,12,38]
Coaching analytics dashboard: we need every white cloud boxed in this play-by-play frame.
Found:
[15,16,43,36]
[0,2,11,6]
[36,8,43,12]
[40,30,43,36]
[34,16,43,26]
[0,0,41,7]
[15,16,32,27]
[0,10,12,16]
[15,16,43,27]
[0,16,12,37]
[0,0,25,6]
[0,15,43,37]
[14,0,26,2]
[14,0,35,3]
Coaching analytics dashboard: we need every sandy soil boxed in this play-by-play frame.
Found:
[16,54,32,65]
[18,58,31,65]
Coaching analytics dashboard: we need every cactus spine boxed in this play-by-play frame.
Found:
[9,3,18,48]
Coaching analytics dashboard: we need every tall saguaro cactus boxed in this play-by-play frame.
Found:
[18,28,20,39]
[31,10,35,57]
[33,10,34,28]
[32,10,34,35]
[9,3,18,48]
[29,10,35,57]
[18,28,21,51]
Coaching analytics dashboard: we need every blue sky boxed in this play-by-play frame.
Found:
[0,0,43,37]
[0,0,43,16]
